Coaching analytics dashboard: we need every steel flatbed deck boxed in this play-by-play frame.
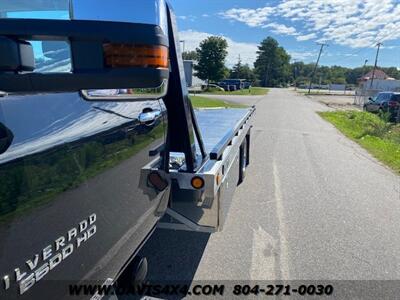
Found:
[195,107,255,159]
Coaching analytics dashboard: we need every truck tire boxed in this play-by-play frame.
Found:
[238,138,247,185]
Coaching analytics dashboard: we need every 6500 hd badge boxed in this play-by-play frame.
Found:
[2,214,97,295]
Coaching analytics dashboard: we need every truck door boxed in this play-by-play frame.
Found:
[0,1,169,299]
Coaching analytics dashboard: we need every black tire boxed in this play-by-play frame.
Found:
[238,138,247,185]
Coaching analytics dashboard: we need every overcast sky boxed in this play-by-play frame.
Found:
[171,0,400,68]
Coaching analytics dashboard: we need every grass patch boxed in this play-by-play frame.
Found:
[190,95,247,108]
[204,87,269,96]
[319,111,400,173]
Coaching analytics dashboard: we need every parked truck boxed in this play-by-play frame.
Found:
[0,1,255,299]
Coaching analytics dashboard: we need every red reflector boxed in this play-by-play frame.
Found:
[388,101,399,107]
[103,44,169,68]
[147,171,168,192]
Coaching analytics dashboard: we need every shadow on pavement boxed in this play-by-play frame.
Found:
[135,228,210,299]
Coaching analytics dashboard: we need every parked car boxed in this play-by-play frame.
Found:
[363,92,400,121]
[243,82,252,89]
[220,79,245,90]
[201,83,225,91]
[216,82,230,91]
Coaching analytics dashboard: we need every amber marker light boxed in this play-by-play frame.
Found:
[191,176,205,190]
[103,44,169,68]
[216,174,222,186]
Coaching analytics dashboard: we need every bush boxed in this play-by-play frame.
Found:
[344,111,390,139]
[385,124,400,144]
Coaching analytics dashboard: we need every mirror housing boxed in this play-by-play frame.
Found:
[0,37,34,72]
[0,18,169,100]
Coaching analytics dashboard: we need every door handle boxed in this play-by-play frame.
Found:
[138,110,161,126]
[0,123,13,155]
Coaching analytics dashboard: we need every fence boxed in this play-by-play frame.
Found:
[355,79,400,106]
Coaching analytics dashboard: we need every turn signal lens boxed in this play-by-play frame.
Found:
[103,44,169,68]
[191,177,205,190]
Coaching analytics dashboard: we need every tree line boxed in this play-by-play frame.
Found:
[183,36,400,88]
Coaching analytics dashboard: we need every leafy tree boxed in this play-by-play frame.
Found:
[182,50,198,61]
[290,62,313,86]
[194,36,228,85]
[345,66,373,84]
[254,37,291,87]
[382,67,400,79]
[230,57,257,83]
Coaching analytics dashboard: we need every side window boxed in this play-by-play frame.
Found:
[377,94,389,102]
[376,94,384,102]
[391,95,400,101]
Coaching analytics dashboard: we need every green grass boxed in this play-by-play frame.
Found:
[319,111,400,173]
[204,87,269,96]
[190,95,247,108]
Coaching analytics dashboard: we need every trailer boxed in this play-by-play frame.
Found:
[0,1,255,299]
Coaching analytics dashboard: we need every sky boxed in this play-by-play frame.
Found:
[170,0,400,69]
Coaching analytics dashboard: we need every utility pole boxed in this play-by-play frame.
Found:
[292,59,298,90]
[308,42,327,94]
[362,59,368,79]
[369,43,382,89]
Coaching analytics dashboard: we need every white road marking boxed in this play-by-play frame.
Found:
[250,226,276,280]
[250,161,290,280]
[273,161,290,279]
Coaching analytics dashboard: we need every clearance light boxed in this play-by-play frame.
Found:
[148,171,168,192]
[216,174,222,186]
[103,44,169,68]
[191,177,205,190]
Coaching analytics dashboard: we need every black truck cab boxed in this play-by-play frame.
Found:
[0,1,170,298]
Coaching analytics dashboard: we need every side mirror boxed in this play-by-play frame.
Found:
[0,1,169,101]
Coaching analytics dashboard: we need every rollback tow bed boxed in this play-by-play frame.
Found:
[142,106,255,233]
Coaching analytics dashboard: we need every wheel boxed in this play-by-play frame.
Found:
[116,256,148,293]
[238,138,247,185]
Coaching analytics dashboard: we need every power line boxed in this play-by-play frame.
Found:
[322,29,399,66]
[308,42,328,94]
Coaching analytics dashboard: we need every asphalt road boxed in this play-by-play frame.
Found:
[138,89,400,295]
